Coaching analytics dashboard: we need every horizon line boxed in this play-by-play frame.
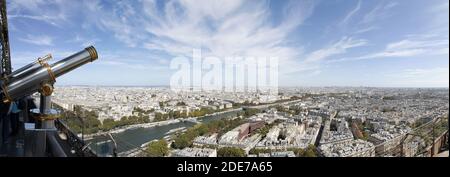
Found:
[54,84,450,89]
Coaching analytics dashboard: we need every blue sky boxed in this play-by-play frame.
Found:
[6,0,449,87]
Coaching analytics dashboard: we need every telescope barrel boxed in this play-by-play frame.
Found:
[51,46,98,78]
[1,46,98,102]
[7,54,52,83]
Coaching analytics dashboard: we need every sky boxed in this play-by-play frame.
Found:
[5,0,449,87]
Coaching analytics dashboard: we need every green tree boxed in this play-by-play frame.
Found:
[171,135,191,149]
[171,117,245,149]
[146,139,169,157]
[217,147,246,157]
[300,145,318,157]
[249,148,272,155]
[243,108,261,117]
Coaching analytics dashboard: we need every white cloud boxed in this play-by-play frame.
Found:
[19,34,54,46]
[361,1,398,24]
[67,35,101,47]
[386,39,448,51]
[279,37,367,76]
[177,0,244,20]
[384,2,399,10]
[339,0,361,26]
[354,26,378,34]
[132,0,320,80]
[8,14,62,27]
[7,0,46,12]
[331,35,449,62]
[7,0,70,27]
[98,56,167,71]
[304,37,367,63]
[8,0,317,76]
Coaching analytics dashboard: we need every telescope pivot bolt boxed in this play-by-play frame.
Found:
[40,83,54,96]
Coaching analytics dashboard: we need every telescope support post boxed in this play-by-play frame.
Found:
[32,93,66,157]
[35,94,52,156]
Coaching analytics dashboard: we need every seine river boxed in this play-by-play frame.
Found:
[87,109,242,156]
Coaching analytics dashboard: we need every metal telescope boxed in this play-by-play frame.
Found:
[0,46,98,103]
[0,46,98,157]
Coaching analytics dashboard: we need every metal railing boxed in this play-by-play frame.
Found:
[54,119,97,157]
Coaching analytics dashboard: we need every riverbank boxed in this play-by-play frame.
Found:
[83,100,304,140]
[83,108,243,139]
[82,99,303,140]
[83,100,303,141]
[245,99,303,109]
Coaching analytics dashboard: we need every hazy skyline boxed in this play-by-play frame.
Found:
[6,0,449,87]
